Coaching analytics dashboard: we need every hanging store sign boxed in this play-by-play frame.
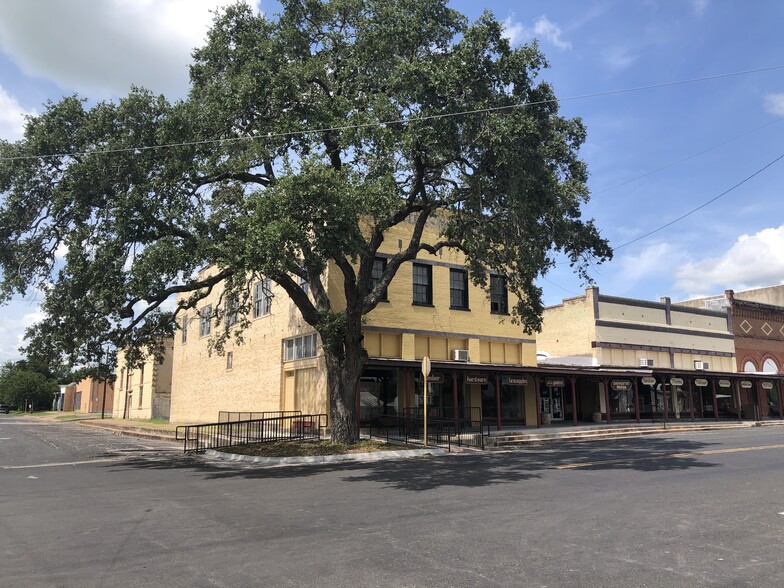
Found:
[762,381,774,390]
[740,380,753,389]
[544,377,565,387]
[694,378,709,387]
[611,380,632,391]
[427,373,444,384]
[718,379,731,388]
[670,377,684,387]
[503,375,528,386]
[641,376,656,386]
[465,374,488,385]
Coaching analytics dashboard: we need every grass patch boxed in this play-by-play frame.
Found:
[224,439,406,457]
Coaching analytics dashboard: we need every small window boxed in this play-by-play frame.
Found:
[299,276,309,295]
[181,314,188,343]
[283,333,318,361]
[412,263,433,305]
[226,352,234,370]
[490,274,508,314]
[450,269,469,310]
[369,257,388,301]
[225,294,239,328]
[119,368,125,391]
[138,385,144,408]
[253,279,272,317]
[199,305,212,337]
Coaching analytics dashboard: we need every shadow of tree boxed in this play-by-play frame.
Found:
[101,434,723,491]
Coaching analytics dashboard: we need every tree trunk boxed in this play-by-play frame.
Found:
[323,318,366,444]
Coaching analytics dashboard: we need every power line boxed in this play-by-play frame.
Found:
[2,64,783,163]
[614,152,784,250]
[594,117,784,195]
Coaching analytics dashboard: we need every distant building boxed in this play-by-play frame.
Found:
[68,376,114,414]
[114,339,174,421]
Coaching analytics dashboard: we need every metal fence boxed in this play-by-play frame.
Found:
[176,413,327,453]
[364,412,489,451]
[218,410,301,423]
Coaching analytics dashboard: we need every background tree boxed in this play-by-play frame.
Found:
[0,0,611,442]
[0,362,59,410]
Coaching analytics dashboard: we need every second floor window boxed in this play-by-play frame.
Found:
[490,274,508,314]
[412,263,432,305]
[181,315,188,343]
[450,269,469,310]
[199,305,212,337]
[225,294,239,328]
[253,279,273,317]
[369,257,388,301]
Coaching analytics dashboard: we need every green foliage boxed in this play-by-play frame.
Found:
[0,1,611,438]
[0,362,59,409]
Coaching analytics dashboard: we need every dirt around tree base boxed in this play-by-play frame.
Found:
[223,439,406,457]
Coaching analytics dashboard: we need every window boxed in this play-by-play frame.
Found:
[119,368,125,391]
[181,314,188,343]
[450,268,469,310]
[138,365,144,408]
[199,305,212,337]
[284,333,318,361]
[226,351,234,370]
[253,279,272,317]
[369,257,388,301]
[225,294,239,328]
[412,263,433,305]
[490,274,508,314]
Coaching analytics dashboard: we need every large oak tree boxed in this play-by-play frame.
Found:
[0,0,611,442]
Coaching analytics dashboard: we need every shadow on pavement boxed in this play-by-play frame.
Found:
[101,434,721,491]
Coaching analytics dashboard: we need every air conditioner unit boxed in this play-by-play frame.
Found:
[452,349,470,362]
[639,358,654,367]
[694,360,709,371]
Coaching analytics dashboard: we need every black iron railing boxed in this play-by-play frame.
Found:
[218,410,301,423]
[365,411,489,450]
[176,413,328,453]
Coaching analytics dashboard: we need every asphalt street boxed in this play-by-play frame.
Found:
[2,414,784,587]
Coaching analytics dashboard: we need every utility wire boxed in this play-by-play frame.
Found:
[614,152,784,250]
[2,64,784,163]
[594,116,784,195]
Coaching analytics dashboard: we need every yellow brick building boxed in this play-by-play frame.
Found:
[114,340,174,420]
[169,222,539,425]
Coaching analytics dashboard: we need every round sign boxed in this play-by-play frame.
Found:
[641,376,656,386]
[718,379,731,388]
[694,378,708,387]
[740,380,753,389]
[762,381,774,390]
[670,377,684,386]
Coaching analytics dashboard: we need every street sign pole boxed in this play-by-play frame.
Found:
[422,356,431,448]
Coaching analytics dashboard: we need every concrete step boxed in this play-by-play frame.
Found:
[77,421,178,442]
[489,422,756,447]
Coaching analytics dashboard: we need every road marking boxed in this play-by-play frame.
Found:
[27,476,38,479]
[0,458,119,470]
[554,444,784,469]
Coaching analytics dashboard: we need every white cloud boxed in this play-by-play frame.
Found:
[0,0,259,99]
[0,301,44,364]
[763,93,784,116]
[602,46,637,71]
[673,225,784,295]
[502,15,571,51]
[532,17,571,51]
[0,84,34,140]
[693,0,710,17]
[617,241,675,285]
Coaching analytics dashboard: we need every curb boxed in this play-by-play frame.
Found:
[206,446,447,466]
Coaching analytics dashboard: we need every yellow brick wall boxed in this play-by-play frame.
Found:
[598,300,667,325]
[538,288,597,358]
[114,340,173,419]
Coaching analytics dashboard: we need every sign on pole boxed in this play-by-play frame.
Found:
[421,356,430,447]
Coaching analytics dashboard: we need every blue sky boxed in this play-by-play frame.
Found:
[1,0,783,363]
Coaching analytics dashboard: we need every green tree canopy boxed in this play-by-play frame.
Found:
[0,362,59,410]
[0,0,611,441]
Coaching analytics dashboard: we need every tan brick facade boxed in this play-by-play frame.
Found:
[114,340,174,420]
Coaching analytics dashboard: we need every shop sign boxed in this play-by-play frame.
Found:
[503,375,528,386]
[465,374,488,385]
[670,377,684,387]
[544,377,565,387]
[611,380,632,391]
[762,381,774,390]
[641,376,656,386]
[427,373,444,384]
[718,379,731,388]
[740,380,753,389]
[694,378,709,387]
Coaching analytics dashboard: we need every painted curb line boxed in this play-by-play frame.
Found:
[206,447,447,466]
